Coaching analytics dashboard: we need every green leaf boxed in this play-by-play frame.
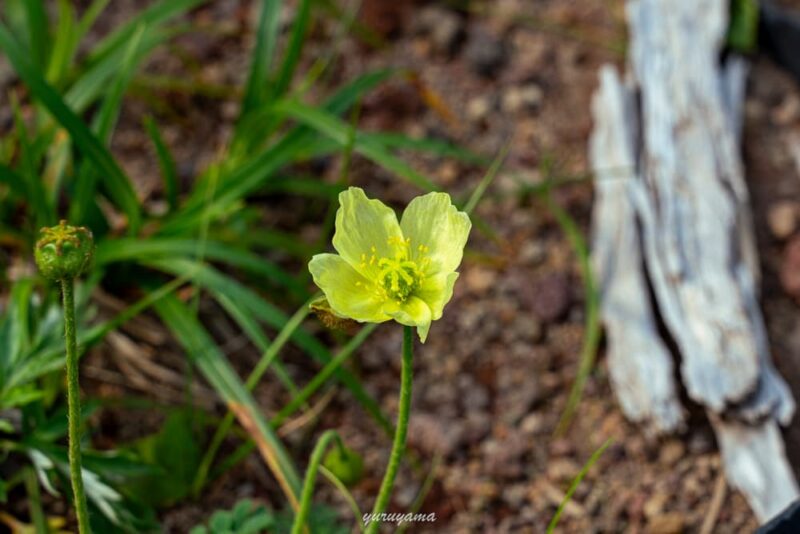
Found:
[127,409,203,506]
[0,22,142,233]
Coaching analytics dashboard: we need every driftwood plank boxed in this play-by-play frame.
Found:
[590,0,798,521]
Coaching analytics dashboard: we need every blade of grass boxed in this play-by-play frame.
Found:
[23,467,48,534]
[211,290,299,395]
[45,0,77,85]
[211,323,380,483]
[543,184,601,436]
[463,141,510,215]
[272,323,377,429]
[22,0,49,69]
[0,22,142,233]
[10,95,53,228]
[211,227,317,260]
[365,132,486,165]
[85,0,207,67]
[143,116,179,212]
[66,25,184,114]
[5,277,188,392]
[396,454,441,534]
[95,237,307,299]
[239,0,280,117]
[546,439,611,533]
[0,163,27,199]
[153,293,303,510]
[75,0,111,42]
[71,23,147,224]
[192,299,313,497]
[144,259,392,434]
[273,99,437,191]
[295,0,363,95]
[272,0,313,98]
[167,69,395,233]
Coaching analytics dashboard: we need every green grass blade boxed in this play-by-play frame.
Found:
[0,163,27,198]
[192,299,311,496]
[65,25,182,114]
[152,293,303,508]
[45,0,77,85]
[71,24,147,224]
[22,0,49,69]
[546,188,601,436]
[272,323,377,428]
[76,0,111,39]
[143,116,179,212]
[273,99,437,191]
[211,290,299,395]
[145,259,392,434]
[547,439,611,533]
[272,0,313,98]
[95,238,307,299]
[178,68,393,213]
[463,141,510,215]
[0,22,142,233]
[240,0,280,116]
[162,70,395,235]
[365,132,486,165]
[10,96,53,228]
[85,0,207,67]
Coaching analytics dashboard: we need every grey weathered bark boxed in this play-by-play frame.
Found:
[590,0,799,522]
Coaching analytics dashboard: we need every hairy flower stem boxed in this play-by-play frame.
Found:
[62,279,91,533]
[365,326,414,534]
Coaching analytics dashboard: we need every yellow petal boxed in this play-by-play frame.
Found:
[332,187,403,278]
[400,192,471,276]
[384,296,433,343]
[416,272,459,321]
[308,253,390,323]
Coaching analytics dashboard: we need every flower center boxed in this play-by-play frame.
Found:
[360,236,430,302]
[378,257,421,301]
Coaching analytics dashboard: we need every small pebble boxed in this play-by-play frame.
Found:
[465,29,508,77]
[767,201,797,240]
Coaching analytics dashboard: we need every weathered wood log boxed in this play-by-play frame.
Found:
[590,0,799,522]
[590,67,685,434]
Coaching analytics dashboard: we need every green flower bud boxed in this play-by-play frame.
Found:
[323,445,364,487]
[34,220,95,281]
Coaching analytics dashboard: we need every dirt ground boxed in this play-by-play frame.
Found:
[24,0,800,532]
